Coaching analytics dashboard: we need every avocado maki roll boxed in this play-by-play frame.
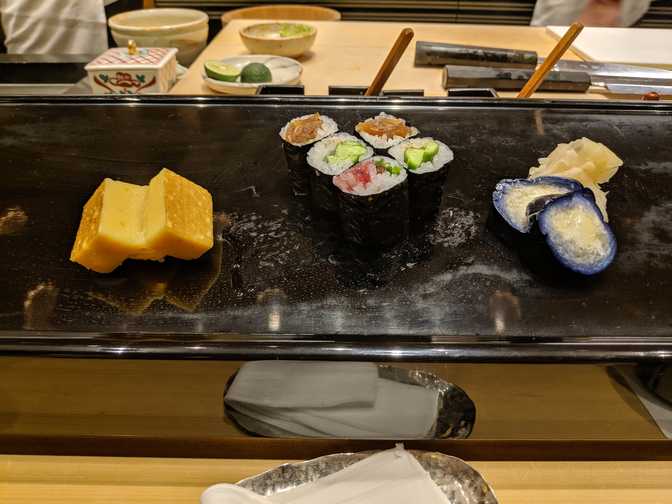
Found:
[388,137,454,229]
[279,113,338,196]
[333,156,409,247]
[355,112,419,150]
[307,133,374,214]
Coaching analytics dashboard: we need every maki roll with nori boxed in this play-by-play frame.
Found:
[279,113,338,196]
[491,176,583,233]
[333,156,409,247]
[307,133,373,214]
[388,137,454,229]
[537,190,616,275]
[355,112,419,150]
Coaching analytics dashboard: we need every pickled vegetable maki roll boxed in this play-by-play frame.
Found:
[333,156,409,247]
[492,176,583,233]
[307,133,374,213]
[389,137,454,229]
[355,112,419,150]
[279,113,338,196]
[537,190,616,275]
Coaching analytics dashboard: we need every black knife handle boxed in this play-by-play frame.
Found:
[415,41,538,69]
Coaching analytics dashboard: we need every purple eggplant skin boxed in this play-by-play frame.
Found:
[537,189,617,276]
[492,176,584,233]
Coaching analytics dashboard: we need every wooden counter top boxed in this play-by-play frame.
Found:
[2,454,671,503]
[171,20,618,100]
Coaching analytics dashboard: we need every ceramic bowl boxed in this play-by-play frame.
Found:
[240,22,317,57]
[108,8,209,66]
[202,55,302,95]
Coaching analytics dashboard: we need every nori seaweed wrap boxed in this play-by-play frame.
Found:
[334,156,409,247]
[388,137,454,230]
[307,133,373,214]
[279,113,338,196]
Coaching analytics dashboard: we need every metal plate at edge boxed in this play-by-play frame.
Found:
[224,365,476,439]
[236,450,498,504]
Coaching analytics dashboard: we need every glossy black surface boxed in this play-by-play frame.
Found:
[1,96,672,359]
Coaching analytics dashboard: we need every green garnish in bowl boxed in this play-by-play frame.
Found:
[279,23,313,38]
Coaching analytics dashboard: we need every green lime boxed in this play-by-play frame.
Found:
[240,62,272,84]
[204,61,240,82]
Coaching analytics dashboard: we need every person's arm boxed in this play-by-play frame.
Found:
[531,0,650,26]
[577,0,622,26]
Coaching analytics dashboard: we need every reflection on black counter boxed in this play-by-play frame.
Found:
[87,217,228,314]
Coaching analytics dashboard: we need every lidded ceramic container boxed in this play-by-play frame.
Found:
[86,42,177,94]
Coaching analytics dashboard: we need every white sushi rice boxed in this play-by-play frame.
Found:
[388,137,454,174]
[542,197,612,267]
[307,133,374,176]
[333,156,407,197]
[355,112,419,149]
[279,113,338,147]
[500,183,573,232]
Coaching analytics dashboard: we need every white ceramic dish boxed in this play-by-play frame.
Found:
[108,8,208,66]
[202,55,302,95]
[240,22,317,57]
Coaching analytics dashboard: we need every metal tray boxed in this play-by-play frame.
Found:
[235,449,498,504]
[1,96,672,362]
[224,365,476,439]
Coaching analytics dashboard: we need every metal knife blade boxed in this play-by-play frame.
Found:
[604,82,672,95]
[545,59,672,87]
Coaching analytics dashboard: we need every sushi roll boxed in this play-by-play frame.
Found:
[333,156,409,247]
[388,137,454,229]
[307,133,374,214]
[279,113,338,196]
[492,176,583,233]
[355,112,419,150]
[537,190,616,275]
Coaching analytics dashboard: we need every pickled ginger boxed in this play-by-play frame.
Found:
[528,137,623,221]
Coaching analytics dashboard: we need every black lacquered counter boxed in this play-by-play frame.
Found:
[1,96,672,362]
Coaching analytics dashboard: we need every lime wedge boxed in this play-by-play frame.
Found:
[204,61,240,82]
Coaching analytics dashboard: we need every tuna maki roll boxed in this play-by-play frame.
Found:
[537,190,616,275]
[307,133,374,214]
[279,113,338,196]
[333,156,409,247]
[491,176,583,233]
[388,137,454,229]
[355,112,419,150]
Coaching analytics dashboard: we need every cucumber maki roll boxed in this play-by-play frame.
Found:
[279,113,338,196]
[491,176,583,233]
[333,156,409,247]
[307,133,374,214]
[355,112,419,150]
[388,137,454,229]
[537,190,616,275]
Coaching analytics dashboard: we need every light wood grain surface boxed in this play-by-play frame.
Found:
[2,454,672,504]
[170,20,616,100]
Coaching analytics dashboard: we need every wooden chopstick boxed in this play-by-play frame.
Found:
[365,28,414,96]
[517,22,584,99]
